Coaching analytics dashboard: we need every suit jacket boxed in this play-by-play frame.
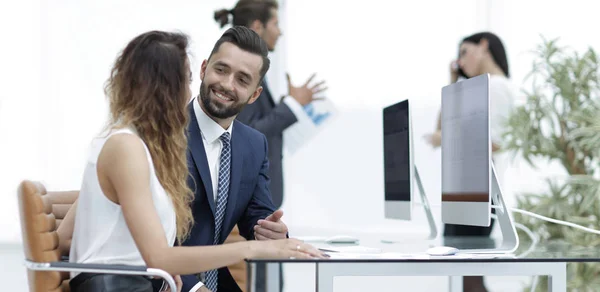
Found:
[236,80,298,208]
[181,105,277,292]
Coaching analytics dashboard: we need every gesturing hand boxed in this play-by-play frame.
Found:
[287,73,328,105]
[254,210,288,240]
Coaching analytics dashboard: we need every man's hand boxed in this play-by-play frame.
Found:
[287,73,327,106]
[253,209,288,240]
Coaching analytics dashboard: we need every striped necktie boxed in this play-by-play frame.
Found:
[205,132,231,291]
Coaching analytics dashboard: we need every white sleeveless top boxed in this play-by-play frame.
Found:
[69,128,176,275]
[488,75,517,185]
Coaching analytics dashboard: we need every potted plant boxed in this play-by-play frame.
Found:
[502,37,600,291]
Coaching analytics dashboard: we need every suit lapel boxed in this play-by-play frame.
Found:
[187,105,216,216]
[221,121,243,241]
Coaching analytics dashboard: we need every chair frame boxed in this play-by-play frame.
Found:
[18,180,177,292]
[24,260,177,291]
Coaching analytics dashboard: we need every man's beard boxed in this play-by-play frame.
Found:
[199,81,249,119]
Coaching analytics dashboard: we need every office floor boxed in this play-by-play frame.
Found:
[3,243,529,291]
[1,244,28,291]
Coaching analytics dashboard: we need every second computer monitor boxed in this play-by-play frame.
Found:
[383,99,414,220]
[441,74,492,227]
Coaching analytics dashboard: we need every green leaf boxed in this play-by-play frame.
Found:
[509,36,600,291]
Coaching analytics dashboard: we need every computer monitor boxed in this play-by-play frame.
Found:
[440,74,518,253]
[383,99,437,240]
[441,74,491,226]
[383,99,413,220]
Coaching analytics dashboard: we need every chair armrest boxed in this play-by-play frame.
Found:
[25,260,176,292]
[49,261,148,271]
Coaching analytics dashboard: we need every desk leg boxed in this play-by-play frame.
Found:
[247,262,256,292]
[266,263,281,292]
[316,263,334,292]
[449,276,463,292]
[548,262,567,292]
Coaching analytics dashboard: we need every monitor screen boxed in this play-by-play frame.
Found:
[441,74,492,227]
[383,100,411,203]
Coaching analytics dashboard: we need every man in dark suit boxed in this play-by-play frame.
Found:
[216,2,327,291]
[181,26,290,292]
[220,0,327,209]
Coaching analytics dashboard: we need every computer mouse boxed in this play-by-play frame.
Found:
[325,235,360,244]
[426,246,459,256]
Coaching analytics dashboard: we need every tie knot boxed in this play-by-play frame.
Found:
[220,132,231,144]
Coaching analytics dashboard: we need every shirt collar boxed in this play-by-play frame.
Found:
[193,98,233,144]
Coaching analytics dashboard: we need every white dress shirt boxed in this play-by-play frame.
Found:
[282,95,307,119]
[189,98,233,292]
[193,98,233,201]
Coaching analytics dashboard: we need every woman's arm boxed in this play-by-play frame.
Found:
[423,111,442,148]
[96,134,322,276]
[57,200,77,256]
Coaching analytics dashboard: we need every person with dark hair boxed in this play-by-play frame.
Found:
[214,0,282,54]
[181,25,326,292]
[59,28,325,292]
[425,32,514,150]
[214,0,327,209]
[424,32,517,292]
[212,3,328,291]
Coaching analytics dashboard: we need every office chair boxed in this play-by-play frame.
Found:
[17,180,177,292]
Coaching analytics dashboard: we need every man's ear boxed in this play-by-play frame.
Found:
[250,19,264,35]
[248,85,263,104]
[200,59,208,80]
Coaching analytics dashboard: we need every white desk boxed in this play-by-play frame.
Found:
[246,231,585,292]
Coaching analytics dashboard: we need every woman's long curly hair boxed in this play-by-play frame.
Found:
[104,31,194,243]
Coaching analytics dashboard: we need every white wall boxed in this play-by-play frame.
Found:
[0,0,44,243]
[0,0,246,243]
[0,0,495,244]
[279,0,600,237]
[280,0,490,233]
[491,0,600,85]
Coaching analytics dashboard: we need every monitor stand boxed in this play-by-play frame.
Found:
[415,166,438,240]
[449,163,519,254]
[381,166,438,243]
